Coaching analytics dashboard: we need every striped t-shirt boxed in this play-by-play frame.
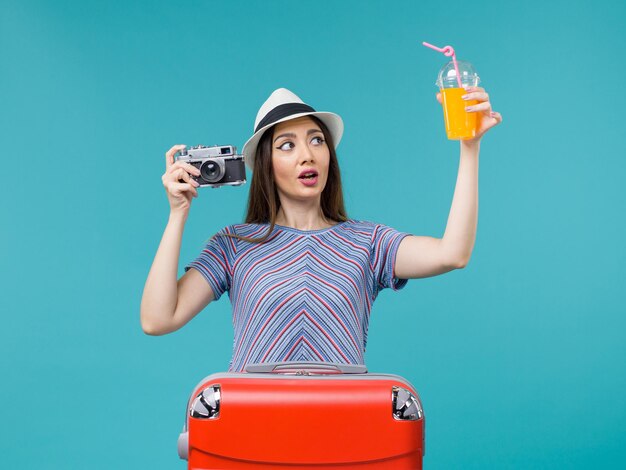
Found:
[185,219,411,372]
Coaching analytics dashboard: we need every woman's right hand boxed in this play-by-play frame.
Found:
[162,145,202,215]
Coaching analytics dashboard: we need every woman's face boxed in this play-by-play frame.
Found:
[271,116,330,205]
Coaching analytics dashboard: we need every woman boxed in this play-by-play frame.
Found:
[140,88,502,372]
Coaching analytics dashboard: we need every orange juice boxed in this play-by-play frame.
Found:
[441,87,479,140]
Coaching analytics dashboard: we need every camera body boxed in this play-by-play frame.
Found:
[175,145,246,188]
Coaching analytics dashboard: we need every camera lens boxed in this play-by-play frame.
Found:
[200,158,225,183]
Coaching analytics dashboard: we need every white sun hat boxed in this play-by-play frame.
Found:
[241,88,344,170]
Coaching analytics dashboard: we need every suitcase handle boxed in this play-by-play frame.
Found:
[245,361,368,374]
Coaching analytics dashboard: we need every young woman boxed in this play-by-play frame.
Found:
[140,88,502,372]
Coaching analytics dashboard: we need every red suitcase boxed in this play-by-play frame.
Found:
[177,361,425,469]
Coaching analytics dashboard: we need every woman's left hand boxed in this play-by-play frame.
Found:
[436,86,503,144]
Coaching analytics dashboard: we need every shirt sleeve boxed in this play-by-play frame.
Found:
[184,226,235,301]
[370,223,411,295]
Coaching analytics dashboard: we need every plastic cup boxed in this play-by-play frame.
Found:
[436,60,481,140]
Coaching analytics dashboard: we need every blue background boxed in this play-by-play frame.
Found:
[1,0,625,468]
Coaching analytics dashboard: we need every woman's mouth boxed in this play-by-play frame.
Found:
[298,170,319,186]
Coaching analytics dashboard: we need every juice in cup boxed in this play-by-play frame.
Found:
[436,60,481,140]
[441,87,479,140]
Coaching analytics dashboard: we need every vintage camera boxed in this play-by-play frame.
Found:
[175,145,246,188]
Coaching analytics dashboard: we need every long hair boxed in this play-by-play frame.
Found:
[224,115,348,244]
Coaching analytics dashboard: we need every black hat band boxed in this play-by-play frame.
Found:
[255,102,316,133]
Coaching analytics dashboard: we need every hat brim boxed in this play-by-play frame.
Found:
[242,111,344,171]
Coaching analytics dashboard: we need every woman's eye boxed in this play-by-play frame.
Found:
[276,136,323,151]
[277,141,294,151]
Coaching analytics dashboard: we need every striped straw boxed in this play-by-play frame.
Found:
[422,41,463,88]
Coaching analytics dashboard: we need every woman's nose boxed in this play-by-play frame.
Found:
[299,145,315,164]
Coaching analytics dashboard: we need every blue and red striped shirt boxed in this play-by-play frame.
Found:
[185,219,410,372]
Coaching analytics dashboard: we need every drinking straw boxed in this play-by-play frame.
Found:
[422,41,463,88]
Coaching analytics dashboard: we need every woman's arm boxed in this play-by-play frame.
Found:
[140,212,215,335]
[141,145,215,335]
[394,140,479,279]
[394,86,501,279]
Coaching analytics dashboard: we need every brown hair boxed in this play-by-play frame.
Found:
[223,115,348,244]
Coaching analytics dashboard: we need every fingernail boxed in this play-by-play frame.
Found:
[461,95,469,100]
